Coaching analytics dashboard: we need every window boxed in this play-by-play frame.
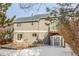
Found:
[17,34,22,40]
[17,23,21,27]
[32,33,37,37]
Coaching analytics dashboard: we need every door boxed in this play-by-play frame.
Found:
[50,35,64,47]
[54,36,60,46]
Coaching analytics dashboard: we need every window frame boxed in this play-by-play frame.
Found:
[17,23,21,27]
[17,33,23,40]
[32,33,37,37]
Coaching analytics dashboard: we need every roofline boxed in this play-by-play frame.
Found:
[14,20,39,23]
[13,17,47,23]
[14,13,49,23]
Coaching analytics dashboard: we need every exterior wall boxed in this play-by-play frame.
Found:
[13,32,48,44]
[14,32,37,44]
[39,19,49,31]
[13,19,49,44]
[14,21,38,31]
[13,18,60,45]
[38,32,48,40]
[14,19,49,31]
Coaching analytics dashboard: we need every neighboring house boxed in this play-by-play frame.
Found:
[13,14,64,46]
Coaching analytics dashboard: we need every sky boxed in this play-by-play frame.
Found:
[6,3,56,18]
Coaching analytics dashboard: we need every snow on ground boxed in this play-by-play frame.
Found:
[0,44,76,56]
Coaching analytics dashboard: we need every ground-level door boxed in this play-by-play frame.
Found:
[50,35,65,47]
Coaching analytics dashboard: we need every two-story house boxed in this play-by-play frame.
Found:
[13,14,64,47]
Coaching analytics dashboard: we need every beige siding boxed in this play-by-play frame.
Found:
[38,32,48,40]
[39,19,48,31]
[13,32,47,44]
[14,19,49,31]
[14,22,38,31]
[13,19,49,44]
[14,32,36,43]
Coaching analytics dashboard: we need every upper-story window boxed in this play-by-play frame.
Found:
[17,23,21,27]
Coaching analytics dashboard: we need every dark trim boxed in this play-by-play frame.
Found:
[14,20,39,23]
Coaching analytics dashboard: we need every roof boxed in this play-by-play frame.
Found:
[14,14,49,23]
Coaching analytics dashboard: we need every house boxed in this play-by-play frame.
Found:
[13,14,64,47]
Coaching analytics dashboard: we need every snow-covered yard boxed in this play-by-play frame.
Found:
[0,44,76,56]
